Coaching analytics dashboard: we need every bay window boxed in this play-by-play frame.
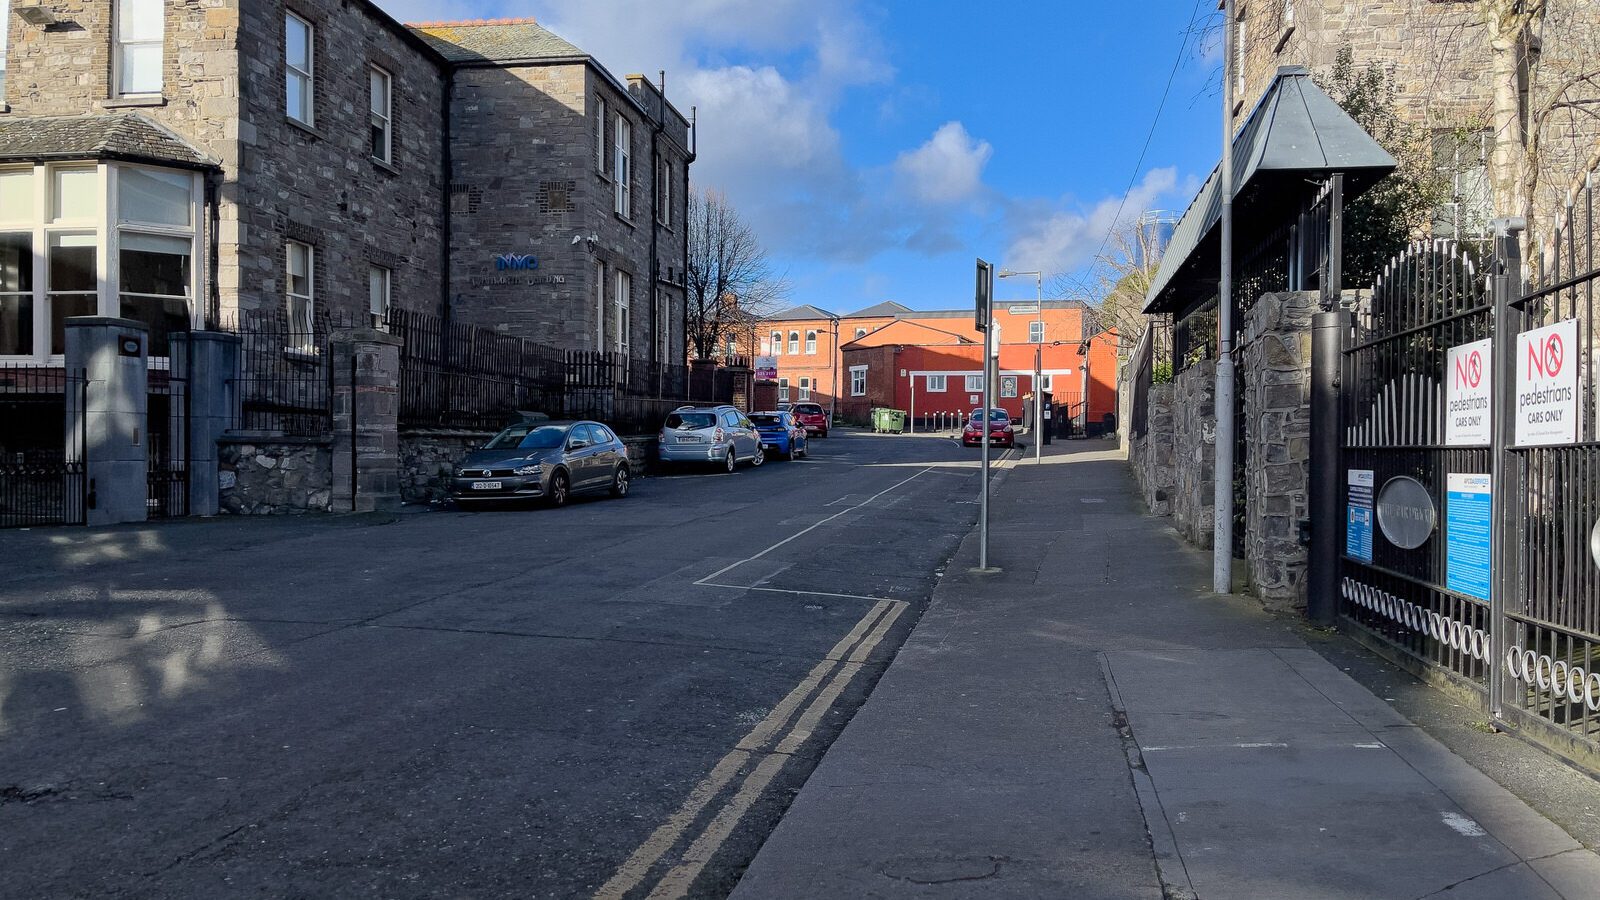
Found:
[115,0,164,96]
[0,162,203,362]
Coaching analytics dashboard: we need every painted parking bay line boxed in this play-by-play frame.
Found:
[593,598,905,900]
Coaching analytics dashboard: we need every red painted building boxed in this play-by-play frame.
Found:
[839,329,1118,429]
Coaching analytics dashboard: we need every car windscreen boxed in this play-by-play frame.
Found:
[665,412,717,430]
[793,404,822,414]
[483,424,567,450]
[749,414,784,427]
[970,410,1009,421]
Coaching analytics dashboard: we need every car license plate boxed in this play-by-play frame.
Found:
[471,480,502,490]
[761,443,772,450]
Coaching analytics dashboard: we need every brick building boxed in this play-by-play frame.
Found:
[0,4,689,367]
[758,299,1097,413]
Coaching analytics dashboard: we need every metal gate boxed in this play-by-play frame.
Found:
[148,360,190,519]
[1494,170,1600,750]
[0,365,87,528]
[1334,158,1600,763]
[1338,240,1495,692]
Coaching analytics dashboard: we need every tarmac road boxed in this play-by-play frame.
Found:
[0,429,1008,899]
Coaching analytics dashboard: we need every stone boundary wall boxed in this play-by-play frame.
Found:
[1128,382,1176,516]
[400,429,498,505]
[1240,293,1317,611]
[218,436,334,515]
[1170,359,1217,548]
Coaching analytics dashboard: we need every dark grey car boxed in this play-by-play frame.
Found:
[450,420,630,508]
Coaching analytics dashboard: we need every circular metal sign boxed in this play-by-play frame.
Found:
[1589,519,1600,571]
[1376,476,1436,550]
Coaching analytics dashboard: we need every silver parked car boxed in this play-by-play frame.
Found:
[657,404,765,473]
[450,420,630,507]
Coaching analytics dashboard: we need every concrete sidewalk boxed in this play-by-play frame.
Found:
[730,441,1600,899]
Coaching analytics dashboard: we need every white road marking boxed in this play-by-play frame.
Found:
[1440,811,1488,837]
[592,600,901,900]
[695,466,934,585]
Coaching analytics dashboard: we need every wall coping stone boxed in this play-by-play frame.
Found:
[221,431,333,446]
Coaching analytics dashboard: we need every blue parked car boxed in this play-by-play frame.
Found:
[749,411,808,461]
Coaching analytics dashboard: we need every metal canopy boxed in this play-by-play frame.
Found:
[1142,66,1397,315]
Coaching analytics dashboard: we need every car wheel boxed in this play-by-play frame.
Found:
[610,465,630,498]
[549,469,570,507]
[723,449,737,474]
[750,445,765,467]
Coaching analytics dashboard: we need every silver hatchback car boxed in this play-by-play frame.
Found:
[657,405,765,473]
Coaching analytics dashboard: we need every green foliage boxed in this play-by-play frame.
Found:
[1152,360,1173,385]
[1315,47,1451,287]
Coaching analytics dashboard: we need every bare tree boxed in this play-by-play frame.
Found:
[1054,219,1171,363]
[685,188,787,361]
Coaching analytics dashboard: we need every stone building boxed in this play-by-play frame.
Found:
[0,3,689,368]
[1231,0,1600,251]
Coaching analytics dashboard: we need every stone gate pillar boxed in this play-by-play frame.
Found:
[170,330,241,517]
[331,328,402,512]
[64,317,149,526]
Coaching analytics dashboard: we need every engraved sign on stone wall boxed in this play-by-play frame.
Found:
[1376,476,1437,550]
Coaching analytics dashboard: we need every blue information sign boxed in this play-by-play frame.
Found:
[1347,469,1374,563]
[1446,473,1492,601]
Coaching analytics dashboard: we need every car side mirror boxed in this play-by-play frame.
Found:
[568,440,589,450]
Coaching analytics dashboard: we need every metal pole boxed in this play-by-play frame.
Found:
[1308,310,1349,624]
[980,270,994,570]
[830,317,840,427]
[1489,216,1526,723]
[1212,0,1238,594]
[1327,173,1344,309]
[1035,274,1043,462]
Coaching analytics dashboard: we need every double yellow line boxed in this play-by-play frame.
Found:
[593,598,908,900]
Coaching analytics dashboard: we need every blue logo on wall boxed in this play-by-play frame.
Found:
[494,253,539,271]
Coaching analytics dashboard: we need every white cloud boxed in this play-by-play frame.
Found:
[1004,167,1180,276]
[893,122,993,206]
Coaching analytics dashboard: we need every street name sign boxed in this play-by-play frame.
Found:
[1515,319,1580,446]
[1445,339,1491,446]
[975,259,993,332]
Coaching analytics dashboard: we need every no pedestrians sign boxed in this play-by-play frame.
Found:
[1515,319,1580,446]
[1444,339,1491,446]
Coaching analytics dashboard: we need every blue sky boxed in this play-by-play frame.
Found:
[375,0,1225,311]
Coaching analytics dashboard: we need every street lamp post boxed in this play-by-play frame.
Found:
[829,316,840,426]
[998,269,1044,462]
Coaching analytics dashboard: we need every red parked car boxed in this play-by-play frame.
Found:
[962,408,1014,448]
[790,402,829,437]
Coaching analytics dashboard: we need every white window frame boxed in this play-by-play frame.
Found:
[613,269,631,356]
[926,374,947,392]
[614,114,632,217]
[285,240,314,345]
[368,263,390,325]
[964,374,983,393]
[788,331,799,354]
[285,11,314,126]
[798,377,811,400]
[369,65,392,164]
[0,0,10,104]
[594,97,607,174]
[114,0,163,97]
[1040,374,1054,392]
[771,330,783,355]
[779,377,790,403]
[1,162,204,362]
[849,365,867,397]
[1028,320,1045,343]
[594,261,606,351]
[805,329,817,354]
[854,327,868,339]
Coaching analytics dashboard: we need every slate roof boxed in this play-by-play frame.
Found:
[409,18,587,63]
[766,304,839,322]
[0,114,218,169]
[1143,66,1397,314]
[846,300,913,318]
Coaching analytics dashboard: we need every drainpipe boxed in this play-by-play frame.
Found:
[649,71,666,395]
[683,107,696,379]
[440,66,454,328]
[206,171,221,328]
